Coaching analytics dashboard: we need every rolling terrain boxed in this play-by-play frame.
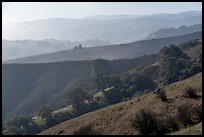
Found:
[2,38,202,125]
[4,31,202,64]
[39,72,202,135]
[2,7,202,135]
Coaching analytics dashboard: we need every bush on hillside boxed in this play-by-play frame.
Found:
[176,105,195,128]
[73,124,101,135]
[183,87,198,99]
[156,90,168,101]
[131,109,158,135]
[194,104,202,123]
[156,110,179,133]
[131,108,181,135]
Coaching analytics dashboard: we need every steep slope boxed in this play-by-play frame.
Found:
[4,31,202,64]
[2,55,159,122]
[39,72,202,135]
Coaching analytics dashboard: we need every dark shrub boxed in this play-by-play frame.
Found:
[165,115,179,131]
[177,105,195,128]
[160,113,179,132]
[183,87,198,99]
[131,109,158,135]
[131,107,181,135]
[157,90,167,101]
[73,124,101,135]
[193,104,202,123]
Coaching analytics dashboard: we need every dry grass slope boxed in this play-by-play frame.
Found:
[39,72,202,135]
[168,122,202,135]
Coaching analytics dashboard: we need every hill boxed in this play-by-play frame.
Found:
[2,39,111,61]
[2,55,159,122]
[147,24,202,39]
[39,72,202,135]
[3,31,202,64]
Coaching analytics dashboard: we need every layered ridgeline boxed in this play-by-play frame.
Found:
[147,24,202,39]
[2,38,202,125]
[3,31,202,64]
[3,11,201,43]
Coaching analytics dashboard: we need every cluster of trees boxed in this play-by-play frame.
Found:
[92,72,156,105]
[3,116,40,135]
[160,44,202,85]
[73,44,83,50]
[64,71,156,122]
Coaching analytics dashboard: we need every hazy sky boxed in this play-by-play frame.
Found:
[2,2,202,23]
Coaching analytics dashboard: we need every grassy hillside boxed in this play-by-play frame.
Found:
[168,122,202,135]
[4,31,202,63]
[39,72,202,135]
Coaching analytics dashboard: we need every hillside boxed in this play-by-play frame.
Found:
[168,122,202,135]
[2,39,111,61]
[39,72,202,135]
[147,24,202,39]
[2,54,159,122]
[4,31,202,64]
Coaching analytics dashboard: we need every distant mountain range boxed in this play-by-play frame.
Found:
[3,11,201,43]
[4,31,202,64]
[85,11,201,20]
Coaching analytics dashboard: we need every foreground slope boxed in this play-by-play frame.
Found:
[4,31,202,64]
[40,72,202,135]
[168,122,202,135]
